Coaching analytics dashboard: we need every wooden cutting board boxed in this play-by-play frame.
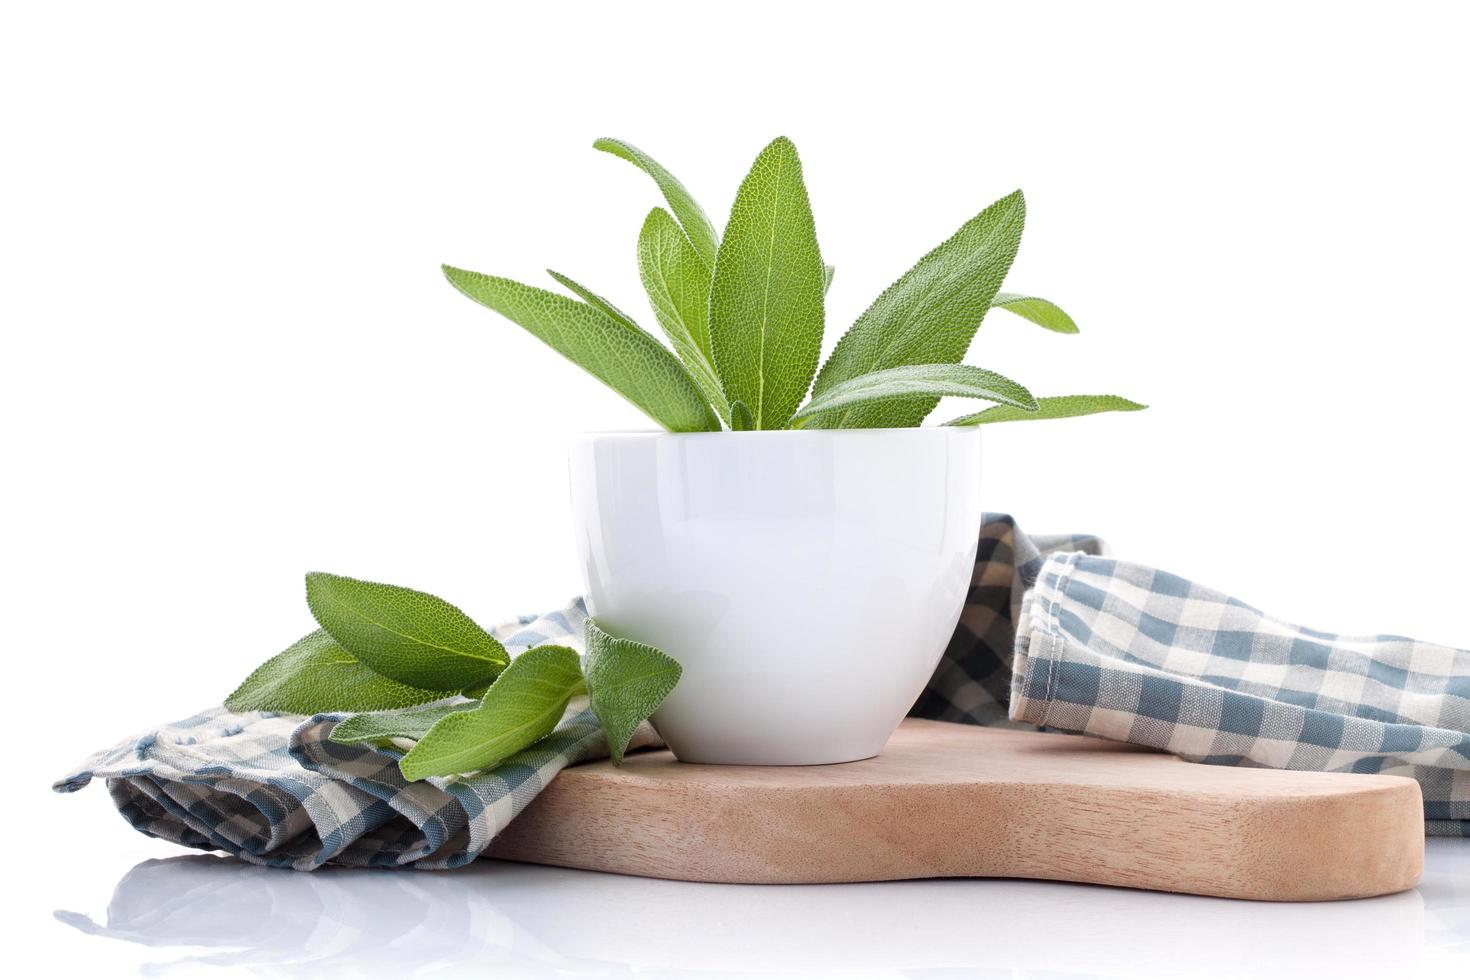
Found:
[486,719,1424,901]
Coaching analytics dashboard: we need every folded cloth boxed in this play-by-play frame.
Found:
[56,513,1469,868]
[1005,550,1470,836]
[910,514,1107,726]
[55,606,658,870]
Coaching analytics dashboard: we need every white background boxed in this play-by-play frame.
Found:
[4,2,1468,977]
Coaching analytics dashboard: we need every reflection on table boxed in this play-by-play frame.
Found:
[56,840,1470,979]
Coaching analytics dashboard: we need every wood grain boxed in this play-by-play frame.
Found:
[486,719,1423,901]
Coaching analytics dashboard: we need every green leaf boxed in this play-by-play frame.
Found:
[545,269,643,330]
[329,701,476,746]
[709,136,826,430]
[593,137,719,269]
[730,400,755,431]
[809,191,1026,429]
[584,619,682,765]
[224,629,455,714]
[990,293,1078,334]
[443,266,720,433]
[823,264,835,294]
[545,266,732,419]
[545,266,726,414]
[305,572,508,692]
[791,364,1037,426]
[946,394,1146,426]
[637,208,728,421]
[398,645,585,781]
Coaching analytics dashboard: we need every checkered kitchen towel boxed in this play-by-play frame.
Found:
[55,514,1468,868]
[54,607,660,870]
[1005,547,1470,836]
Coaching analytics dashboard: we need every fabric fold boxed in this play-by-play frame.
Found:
[1010,551,1470,835]
[54,604,659,869]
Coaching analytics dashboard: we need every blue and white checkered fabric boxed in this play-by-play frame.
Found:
[56,513,1469,868]
[54,605,658,870]
[911,514,1107,726]
[1008,550,1470,836]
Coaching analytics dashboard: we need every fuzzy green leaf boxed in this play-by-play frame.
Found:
[443,266,720,432]
[946,394,1146,426]
[545,266,729,419]
[635,210,712,359]
[990,293,1078,334]
[329,701,476,747]
[824,264,835,293]
[810,191,1026,429]
[593,137,719,269]
[305,572,508,692]
[637,208,728,421]
[791,364,1036,426]
[544,266,727,416]
[709,137,826,430]
[730,400,755,431]
[584,619,682,765]
[545,269,643,331]
[398,645,585,781]
[224,629,455,714]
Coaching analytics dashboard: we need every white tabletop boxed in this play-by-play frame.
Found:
[30,819,1470,979]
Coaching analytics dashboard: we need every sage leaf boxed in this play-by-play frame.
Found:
[545,267,728,416]
[946,394,1146,426]
[305,572,509,692]
[730,400,755,431]
[990,293,1078,334]
[329,701,476,747]
[637,208,729,421]
[545,269,643,331]
[443,266,720,433]
[824,264,835,293]
[593,137,719,269]
[790,364,1037,426]
[584,619,682,765]
[545,266,732,418]
[224,629,455,714]
[636,208,713,360]
[709,137,826,430]
[810,191,1026,429]
[399,645,585,781]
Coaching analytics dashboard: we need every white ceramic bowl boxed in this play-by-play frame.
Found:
[568,427,983,765]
